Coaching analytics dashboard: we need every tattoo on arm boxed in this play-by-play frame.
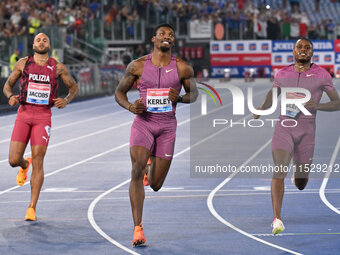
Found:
[59,63,79,102]
[115,61,138,109]
[3,64,22,98]
[117,62,137,93]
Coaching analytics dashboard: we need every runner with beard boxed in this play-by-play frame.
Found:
[115,23,198,246]
[254,38,340,234]
[2,33,79,221]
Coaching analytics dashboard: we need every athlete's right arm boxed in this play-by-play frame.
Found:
[115,60,144,114]
[3,58,26,106]
[253,87,281,119]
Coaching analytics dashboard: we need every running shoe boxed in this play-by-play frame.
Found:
[16,157,32,186]
[271,218,285,235]
[143,173,149,186]
[143,158,151,186]
[25,208,37,221]
[133,223,146,246]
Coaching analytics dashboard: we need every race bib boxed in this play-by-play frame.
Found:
[285,92,306,118]
[26,82,51,105]
[147,88,172,113]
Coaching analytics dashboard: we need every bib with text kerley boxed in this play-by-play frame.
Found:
[26,82,51,105]
[147,88,172,113]
[285,92,306,118]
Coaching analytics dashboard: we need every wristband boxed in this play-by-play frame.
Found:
[8,94,14,101]
[128,103,133,112]
[64,97,69,104]
[177,95,183,103]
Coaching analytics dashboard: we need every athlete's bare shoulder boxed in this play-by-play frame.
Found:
[119,56,146,84]
[5,57,29,87]
[116,57,146,93]
[18,56,29,63]
[135,55,147,63]
[15,57,29,72]
[176,57,194,80]
[55,60,67,76]
[126,56,146,77]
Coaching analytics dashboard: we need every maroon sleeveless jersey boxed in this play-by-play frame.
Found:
[138,54,181,119]
[19,56,58,107]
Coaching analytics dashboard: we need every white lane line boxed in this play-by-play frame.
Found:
[8,190,107,193]
[252,232,340,237]
[5,190,340,204]
[0,102,116,130]
[207,139,303,255]
[88,179,140,255]
[0,95,142,143]
[0,103,189,162]
[319,136,340,215]
[87,140,192,254]
[86,107,267,254]
[0,198,100,203]
[0,104,190,192]
[0,104,192,196]
[0,122,133,164]
[0,110,127,144]
[51,94,138,118]
[0,143,129,196]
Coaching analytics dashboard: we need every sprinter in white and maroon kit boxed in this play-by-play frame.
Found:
[254,38,340,235]
[115,23,198,246]
[3,33,78,221]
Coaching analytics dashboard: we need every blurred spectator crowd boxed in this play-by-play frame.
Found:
[2,0,340,51]
[104,0,340,41]
[0,0,101,38]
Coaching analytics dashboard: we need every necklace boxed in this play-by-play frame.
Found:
[294,63,312,72]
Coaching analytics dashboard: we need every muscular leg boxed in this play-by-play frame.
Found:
[271,149,291,219]
[8,141,29,169]
[293,161,310,190]
[148,156,172,192]
[29,145,47,209]
[130,146,151,226]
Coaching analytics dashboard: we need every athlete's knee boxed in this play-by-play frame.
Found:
[131,162,145,180]
[272,170,288,179]
[149,177,165,191]
[32,157,44,170]
[8,156,21,167]
[150,182,162,192]
[272,161,289,179]
[294,178,308,190]
[9,160,20,168]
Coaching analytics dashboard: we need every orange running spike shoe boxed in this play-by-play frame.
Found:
[132,224,146,246]
[25,207,37,221]
[16,157,32,186]
[143,158,151,186]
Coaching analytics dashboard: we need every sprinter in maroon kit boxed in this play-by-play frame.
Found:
[3,33,78,221]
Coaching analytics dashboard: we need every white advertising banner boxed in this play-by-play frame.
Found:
[190,20,212,39]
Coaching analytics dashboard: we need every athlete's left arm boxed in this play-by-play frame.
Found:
[169,59,198,103]
[306,88,340,111]
[55,62,79,108]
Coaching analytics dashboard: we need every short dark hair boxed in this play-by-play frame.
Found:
[294,37,313,49]
[153,23,175,36]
